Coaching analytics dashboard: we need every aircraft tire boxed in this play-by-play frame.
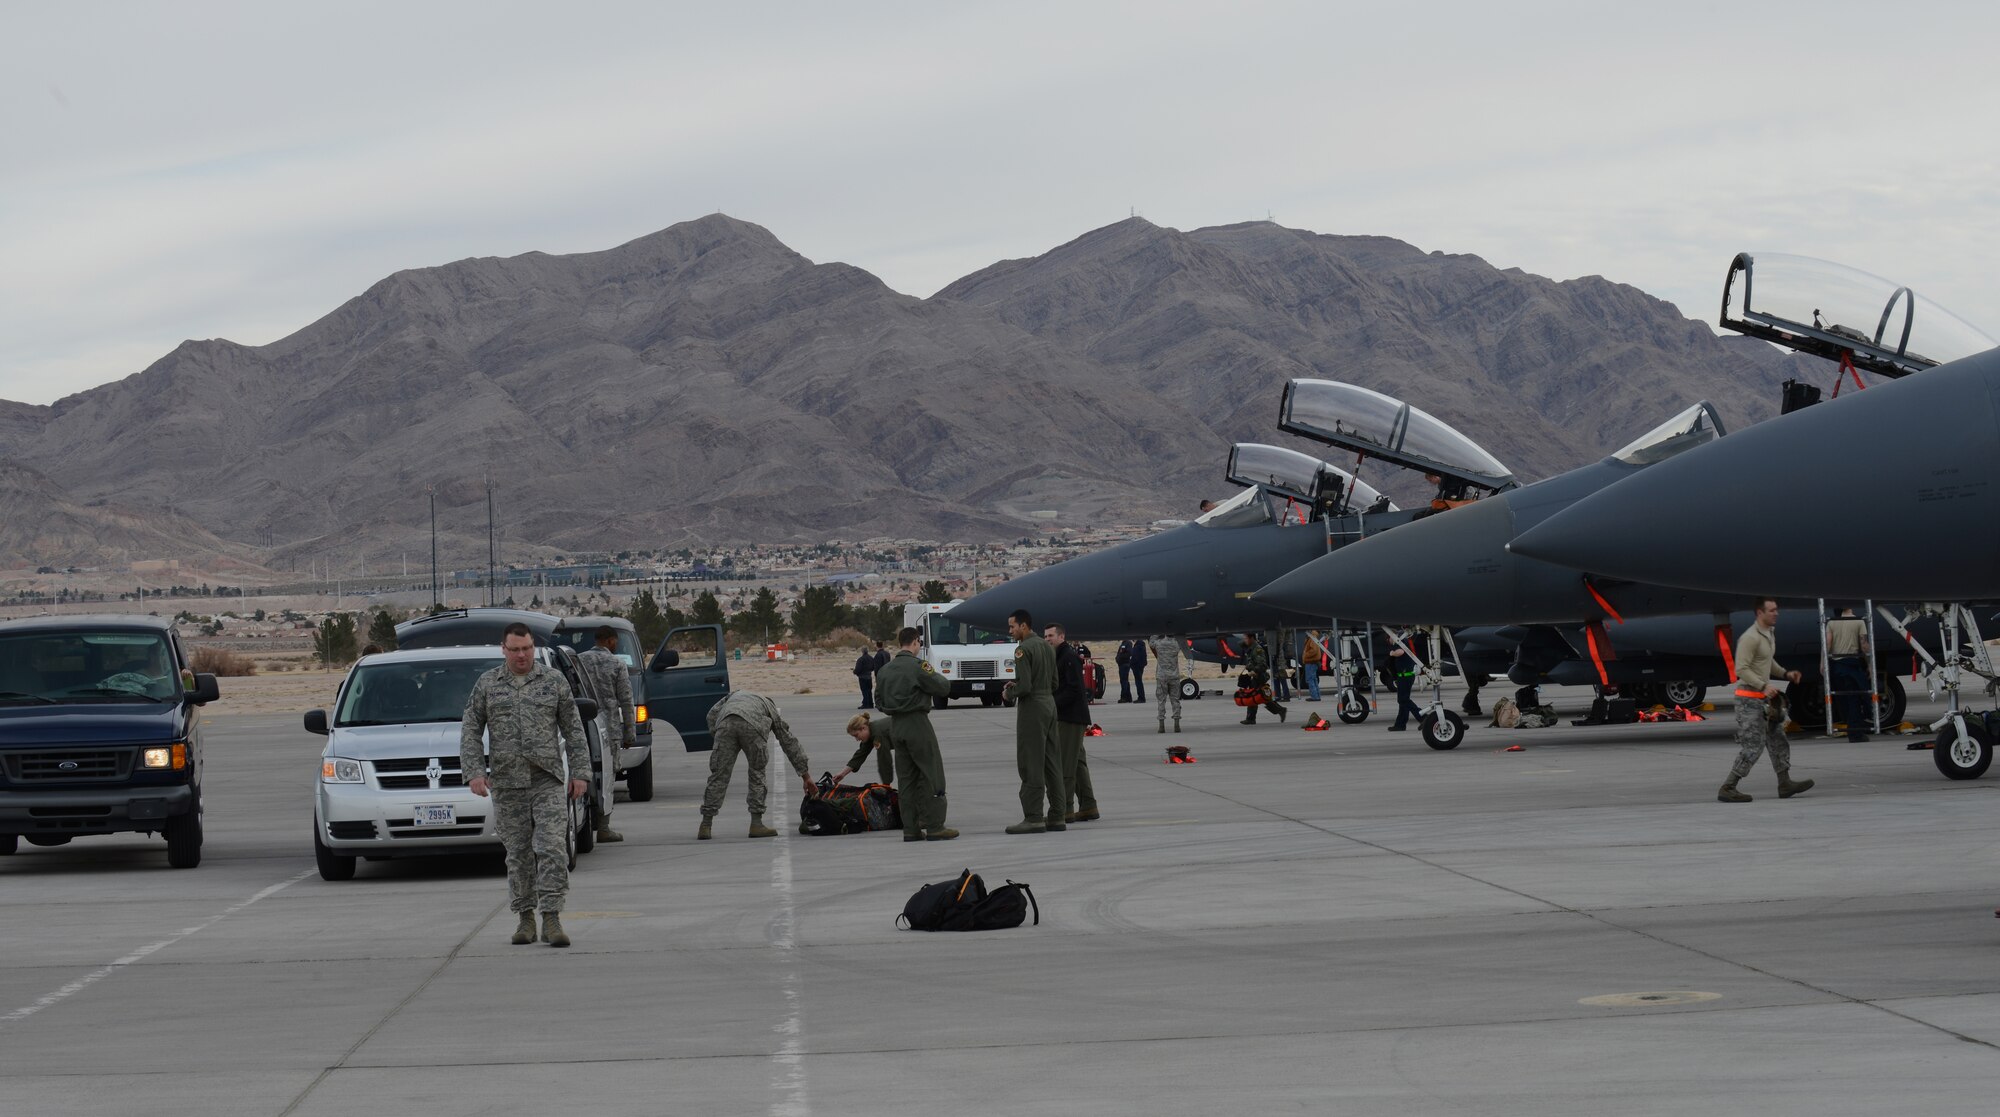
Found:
[1663,680,1706,708]
[1335,688,1369,724]
[1933,721,1993,780]
[1178,677,1200,701]
[1420,711,1464,751]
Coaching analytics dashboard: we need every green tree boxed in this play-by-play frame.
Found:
[691,589,725,626]
[367,609,399,651]
[918,579,953,604]
[791,585,845,641]
[856,601,902,643]
[628,589,669,651]
[735,587,786,643]
[313,614,359,668]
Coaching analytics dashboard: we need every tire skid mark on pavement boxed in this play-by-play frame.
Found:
[1,868,316,1025]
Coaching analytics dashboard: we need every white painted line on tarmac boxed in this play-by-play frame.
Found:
[767,830,811,1117]
[1,868,315,1025]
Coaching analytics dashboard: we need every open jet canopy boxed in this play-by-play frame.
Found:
[1610,400,1726,466]
[1191,485,1272,529]
[1277,379,1514,491]
[1225,443,1395,516]
[1721,252,1995,378]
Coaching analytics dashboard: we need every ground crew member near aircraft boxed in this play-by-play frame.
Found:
[1719,598,1815,803]
[869,627,956,840]
[1240,632,1289,725]
[1300,630,1325,702]
[1046,623,1100,824]
[1128,635,1147,704]
[1386,633,1422,732]
[462,622,592,948]
[1002,608,1063,833]
[1828,606,1873,742]
[1149,634,1185,733]
[699,690,816,839]
[576,625,632,843]
[830,713,897,788]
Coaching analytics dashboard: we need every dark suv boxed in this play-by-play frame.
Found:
[0,614,220,867]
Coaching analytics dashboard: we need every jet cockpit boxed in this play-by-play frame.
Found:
[1610,400,1727,467]
[1722,251,1994,381]
[1276,379,1516,508]
[1222,442,1396,522]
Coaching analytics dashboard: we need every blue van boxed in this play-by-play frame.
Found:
[0,614,220,867]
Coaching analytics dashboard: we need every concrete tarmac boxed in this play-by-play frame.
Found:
[3,684,1998,1115]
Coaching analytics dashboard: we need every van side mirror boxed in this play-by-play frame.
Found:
[304,709,329,736]
[575,698,599,723]
[649,648,681,672]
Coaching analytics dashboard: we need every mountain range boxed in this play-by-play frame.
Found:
[0,214,1809,573]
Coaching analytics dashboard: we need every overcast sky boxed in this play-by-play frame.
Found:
[4,1,1995,406]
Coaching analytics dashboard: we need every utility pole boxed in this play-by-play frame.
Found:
[428,485,440,609]
[486,475,496,608]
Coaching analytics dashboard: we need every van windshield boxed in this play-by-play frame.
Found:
[925,615,1012,646]
[0,631,178,704]
[335,657,499,727]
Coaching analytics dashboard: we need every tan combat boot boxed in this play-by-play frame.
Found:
[925,827,960,841]
[697,816,713,840]
[1158,718,1166,734]
[596,826,623,843]
[1005,819,1046,834]
[541,912,570,948]
[1717,779,1753,803]
[1778,775,1816,799]
[748,814,778,838]
[1174,717,1181,733]
[510,912,536,945]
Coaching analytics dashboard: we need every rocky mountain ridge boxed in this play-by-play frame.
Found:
[1,214,1811,572]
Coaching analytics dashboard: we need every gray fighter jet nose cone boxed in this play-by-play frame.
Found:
[953,548,1117,634]
[1255,496,1518,625]
[1513,345,2000,601]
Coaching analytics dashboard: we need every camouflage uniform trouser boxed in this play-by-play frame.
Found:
[702,717,772,817]
[1057,721,1096,814]
[493,772,570,914]
[1155,671,1183,722]
[1729,695,1794,782]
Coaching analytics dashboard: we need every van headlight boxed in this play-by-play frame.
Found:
[320,757,364,784]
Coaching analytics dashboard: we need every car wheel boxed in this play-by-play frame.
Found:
[1336,687,1370,724]
[574,797,597,856]
[1420,711,1465,751]
[0,833,17,855]
[1179,677,1200,701]
[165,788,203,869]
[1934,720,1993,780]
[26,835,73,847]
[314,826,357,881]
[625,753,655,802]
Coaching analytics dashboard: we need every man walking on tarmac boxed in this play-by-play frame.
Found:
[867,627,957,841]
[1719,598,1815,803]
[462,623,592,948]
[1002,608,1064,834]
[1148,634,1185,733]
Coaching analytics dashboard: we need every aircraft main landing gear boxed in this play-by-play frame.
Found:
[1420,710,1465,750]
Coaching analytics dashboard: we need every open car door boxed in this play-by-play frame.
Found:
[646,624,730,752]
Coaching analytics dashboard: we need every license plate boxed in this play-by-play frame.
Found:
[412,803,456,827]
[971,683,985,691]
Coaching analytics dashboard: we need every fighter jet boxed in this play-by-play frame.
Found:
[1507,253,1999,602]
[950,441,1416,640]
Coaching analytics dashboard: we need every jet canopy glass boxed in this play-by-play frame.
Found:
[1225,443,1394,514]
[1722,252,1995,377]
[1277,379,1514,490]
[1611,400,1727,466]
[1192,485,1273,529]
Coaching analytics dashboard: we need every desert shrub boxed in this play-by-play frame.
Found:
[190,646,258,677]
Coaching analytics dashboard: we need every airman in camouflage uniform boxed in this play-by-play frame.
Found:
[576,627,634,843]
[462,624,592,948]
[700,690,816,840]
[1003,609,1063,834]
[873,628,956,840]
[1148,634,1185,733]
